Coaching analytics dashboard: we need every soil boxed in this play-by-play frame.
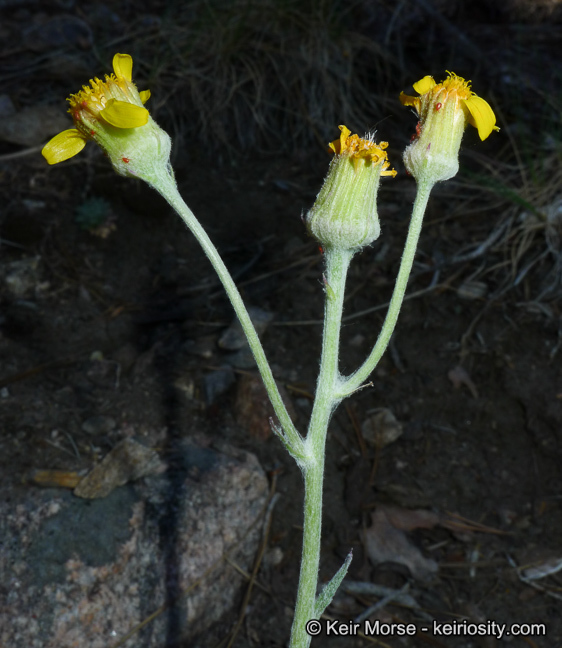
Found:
[1,3,562,648]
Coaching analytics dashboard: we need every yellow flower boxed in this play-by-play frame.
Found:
[399,72,499,184]
[306,125,396,251]
[42,53,151,165]
[400,72,498,141]
[42,53,173,189]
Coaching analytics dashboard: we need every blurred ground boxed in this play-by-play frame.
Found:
[1,0,562,647]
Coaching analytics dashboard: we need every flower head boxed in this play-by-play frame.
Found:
[42,54,172,186]
[400,72,499,184]
[328,125,397,177]
[306,125,396,251]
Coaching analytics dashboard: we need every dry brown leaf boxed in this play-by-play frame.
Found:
[363,507,439,582]
[74,438,165,499]
[382,505,441,531]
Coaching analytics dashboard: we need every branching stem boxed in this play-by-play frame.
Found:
[150,172,433,648]
[153,172,306,461]
[337,180,434,397]
[290,247,353,648]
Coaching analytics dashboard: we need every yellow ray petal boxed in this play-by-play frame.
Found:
[112,53,133,82]
[100,99,149,128]
[329,125,351,154]
[139,89,151,104]
[464,94,498,140]
[42,129,87,164]
[413,75,436,95]
[399,92,421,111]
[338,125,351,152]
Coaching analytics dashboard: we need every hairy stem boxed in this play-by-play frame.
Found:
[152,171,305,460]
[290,247,353,648]
[337,180,434,398]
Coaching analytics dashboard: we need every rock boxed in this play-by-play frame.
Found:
[111,343,139,375]
[225,346,258,369]
[457,279,488,300]
[361,408,403,449]
[81,415,116,436]
[3,256,42,298]
[182,335,217,359]
[0,106,70,147]
[85,358,120,388]
[204,364,235,404]
[174,374,199,405]
[447,365,479,399]
[0,442,268,647]
[234,372,296,440]
[218,306,274,351]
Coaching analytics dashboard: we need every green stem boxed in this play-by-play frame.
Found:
[151,171,305,461]
[337,180,434,398]
[290,247,353,648]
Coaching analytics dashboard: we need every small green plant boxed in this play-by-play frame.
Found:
[42,55,498,647]
[75,197,116,238]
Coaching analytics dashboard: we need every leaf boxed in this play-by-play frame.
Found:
[363,507,438,582]
[314,550,353,618]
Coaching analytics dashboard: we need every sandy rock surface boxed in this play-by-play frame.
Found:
[0,442,268,648]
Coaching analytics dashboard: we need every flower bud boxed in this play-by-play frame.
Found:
[306,125,396,251]
[400,72,499,185]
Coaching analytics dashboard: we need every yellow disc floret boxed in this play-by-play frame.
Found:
[329,125,397,176]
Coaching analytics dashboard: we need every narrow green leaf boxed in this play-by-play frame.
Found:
[314,550,353,618]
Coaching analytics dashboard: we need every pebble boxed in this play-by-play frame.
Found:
[4,256,41,298]
[111,343,139,375]
[234,373,296,440]
[183,335,216,359]
[264,546,284,568]
[225,347,257,369]
[361,408,403,449]
[457,279,488,300]
[204,365,235,404]
[218,307,274,351]
[174,374,197,401]
[0,106,70,147]
[81,415,116,436]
